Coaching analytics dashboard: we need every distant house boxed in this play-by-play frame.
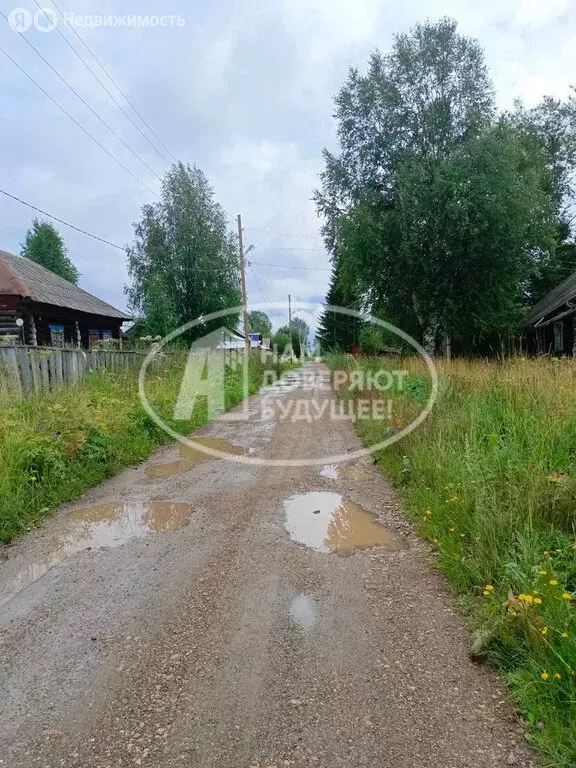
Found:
[0,249,131,348]
[524,272,576,355]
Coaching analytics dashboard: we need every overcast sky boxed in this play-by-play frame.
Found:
[1,0,575,334]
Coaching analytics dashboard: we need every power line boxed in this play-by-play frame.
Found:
[0,45,158,198]
[45,0,178,165]
[251,260,330,272]
[250,245,326,252]
[248,263,269,303]
[0,10,162,187]
[244,228,322,239]
[0,187,125,250]
[35,0,173,167]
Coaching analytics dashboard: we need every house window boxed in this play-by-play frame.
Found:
[554,321,564,352]
[49,324,65,348]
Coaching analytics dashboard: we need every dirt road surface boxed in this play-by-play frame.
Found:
[0,363,535,767]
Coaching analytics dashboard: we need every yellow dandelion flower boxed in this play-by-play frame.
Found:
[549,579,558,586]
[562,632,569,638]
[562,593,571,600]
[541,672,549,680]
[485,585,494,592]
[534,597,542,605]
[424,509,432,517]
[541,626,549,635]
[509,609,517,617]
[519,594,534,604]
[449,527,455,532]
[554,673,562,680]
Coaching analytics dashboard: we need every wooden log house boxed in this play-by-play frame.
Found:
[524,271,576,356]
[0,249,130,348]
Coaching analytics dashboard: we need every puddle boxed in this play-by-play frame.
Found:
[146,461,193,480]
[283,491,402,555]
[146,437,246,479]
[320,465,374,482]
[180,436,246,461]
[0,501,190,606]
[289,593,317,629]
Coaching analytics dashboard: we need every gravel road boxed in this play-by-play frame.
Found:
[0,363,535,767]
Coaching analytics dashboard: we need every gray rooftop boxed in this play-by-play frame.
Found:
[0,250,130,320]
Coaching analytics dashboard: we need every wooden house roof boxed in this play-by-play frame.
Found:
[525,271,576,328]
[0,250,130,320]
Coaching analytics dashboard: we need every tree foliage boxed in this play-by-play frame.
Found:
[316,260,363,352]
[290,317,310,348]
[247,310,272,338]
[21,218,79,284]
[315,18,574,355]
[126,162,240,339]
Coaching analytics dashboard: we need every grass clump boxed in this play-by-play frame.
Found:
[330,355,576,767]
[0,351,287,543]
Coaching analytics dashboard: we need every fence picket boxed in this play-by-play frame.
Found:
[0,346,147,401]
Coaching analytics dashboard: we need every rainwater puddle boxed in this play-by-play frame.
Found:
[283,491,402,555]
[146,437,246,479]
[289,593,317,630]
[0,501,190,606]
[320,465,374,482]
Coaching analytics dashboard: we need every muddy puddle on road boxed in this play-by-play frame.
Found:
[0,501,191,606]
[283,491,403,555]
[146,437,246,480]
[289,594,317,630]
[320,465,374,482]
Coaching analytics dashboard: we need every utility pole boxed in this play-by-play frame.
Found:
[288,293,293,361]
[237,214,250,353]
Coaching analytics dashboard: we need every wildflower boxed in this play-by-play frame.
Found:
[554,673,562,680]
[519,594,534,604]
[459,533,465,538]
[541,626,548,635]
[432,538,439,544]
[534,597,542,605]
[541,672,549,680]
[449,527,455,532]
[556,549,563,554]
[549,579,558,586]
[29,476,37,482]
[562,593,571,600]
[509,609,518,617]
[484,585,494,592]
[543,551,549,556]
[562,632,569,639]
[483,590,490,596]
[424,509,432,517]
[538,570,547,576]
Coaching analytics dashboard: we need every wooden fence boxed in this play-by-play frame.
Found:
[0,345,146,398]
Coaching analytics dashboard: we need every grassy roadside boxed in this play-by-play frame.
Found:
[326,353,576,767]
[0,352,291,543]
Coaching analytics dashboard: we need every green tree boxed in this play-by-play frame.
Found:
[316,260,363,352]
[275,325,301,358]
[126,163,240,339]
[21,218,79,284]
[247,310,272,337]
[316,18,563,354]
[290,317,310,348]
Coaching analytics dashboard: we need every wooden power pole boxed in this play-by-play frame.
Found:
[288,293,293,361]
[237,214,250,353]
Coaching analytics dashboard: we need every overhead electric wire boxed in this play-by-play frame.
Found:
[0,10,162,185]
[0,187,126,250]
[0,45,158,198]
[248,263,269,303]
[33,0,173,167]
[250,245,326,252]
[244,228,322,239]
[43,0,178,164]
[251,260,330,272]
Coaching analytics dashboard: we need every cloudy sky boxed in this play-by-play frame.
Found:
[1,0,575,333]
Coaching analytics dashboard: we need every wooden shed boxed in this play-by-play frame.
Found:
[524,271,576,356]
[0,249,131,348]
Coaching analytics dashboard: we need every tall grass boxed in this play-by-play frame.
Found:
[0,352,286,543]
[331,354,576,767]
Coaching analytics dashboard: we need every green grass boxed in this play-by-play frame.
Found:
[0,351,290,543]
[326,353,576,767]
